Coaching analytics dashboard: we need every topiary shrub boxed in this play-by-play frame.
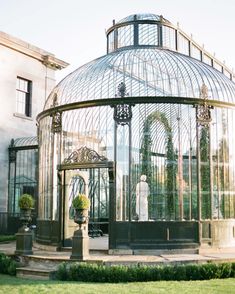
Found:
[18,194,34,209]
[72,194,90,210]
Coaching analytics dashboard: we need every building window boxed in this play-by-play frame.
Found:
[16,77,32,117]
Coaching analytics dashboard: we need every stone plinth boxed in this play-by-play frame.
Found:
[15,226,33,255]
[70,225,89,260]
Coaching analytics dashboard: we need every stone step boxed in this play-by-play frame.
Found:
[16,267,56,280]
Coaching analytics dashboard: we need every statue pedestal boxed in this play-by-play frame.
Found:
[15,226,33,255]
[70,225,89,260]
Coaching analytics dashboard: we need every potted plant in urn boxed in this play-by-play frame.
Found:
[72,194,90,226]
[70,193,90,260]
[15,194,34,255]
[18,193,34,224]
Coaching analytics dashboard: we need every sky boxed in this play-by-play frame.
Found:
[0,0,235,83]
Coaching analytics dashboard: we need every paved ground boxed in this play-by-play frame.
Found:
[1,236,235,266]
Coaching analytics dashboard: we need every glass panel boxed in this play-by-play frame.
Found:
[117,25,133,48]
[38,102,235,225]
[130,104,197,221]
[116,124,130,221]
[139,24,158,45]
[199,125,211,220]
[16,77,31,116]
[89,168,109,221]
[67,174,86,220]
[178,33,189,55]
[203,54,212,66]
[213,61,222,72]
[211,107,235,219]
[162,26,176,50]
[108,31,115,53]
[191,45,201,61]
[223,69,231,79]
[8,148,38,215]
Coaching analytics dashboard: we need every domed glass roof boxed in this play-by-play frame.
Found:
[44,48,235,110]
[116,13,171,24]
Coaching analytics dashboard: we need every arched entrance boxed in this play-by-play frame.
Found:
[58,147,115,248]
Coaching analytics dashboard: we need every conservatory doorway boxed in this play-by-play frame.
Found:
[59,160,115,248]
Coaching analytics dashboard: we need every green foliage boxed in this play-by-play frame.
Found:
[0,253,16,276]
[141,111,177,219]
[72,194,90,209]
[18,194,34,209]
[55,261,235,283]
[199,126,211,219]
[0,235,16,243]
[166,133,177,219]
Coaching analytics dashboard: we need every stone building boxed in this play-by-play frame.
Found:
[0,31,68,221]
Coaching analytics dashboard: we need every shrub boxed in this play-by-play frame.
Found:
[0,253,16,276]
[0,235,16,243]
[185,264,202,280]
[231,262,235,277]
[18,194,34,209]
[56,262,69,280]
[72,194,90,210]
[199,263,218,280]
[55,261,235,283]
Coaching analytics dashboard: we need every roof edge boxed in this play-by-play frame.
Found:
[0,31,69,70]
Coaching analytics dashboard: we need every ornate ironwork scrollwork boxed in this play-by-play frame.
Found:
[63,146,108,164]
[195,83,213,126]
[113,82,134,126]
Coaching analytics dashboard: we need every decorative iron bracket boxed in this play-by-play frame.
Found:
[50,93,62,133]
[113,82,134,126]
[195,84,213,126]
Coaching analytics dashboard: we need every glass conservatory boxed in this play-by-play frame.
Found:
[37,13,235,252]
[8,137,38,233]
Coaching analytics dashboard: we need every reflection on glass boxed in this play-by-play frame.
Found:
[38,104,235,222]
[135,175,149,221]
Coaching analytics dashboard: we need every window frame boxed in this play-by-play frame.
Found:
[16,76,32,118]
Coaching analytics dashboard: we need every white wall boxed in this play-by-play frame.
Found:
[0,44,57,211]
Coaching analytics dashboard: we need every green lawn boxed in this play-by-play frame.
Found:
[0,274,234,294]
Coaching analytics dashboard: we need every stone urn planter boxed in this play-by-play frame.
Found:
[20,208,32,225]
[15,194,34,255]
[70,194,90,260]
[74,208,89,226]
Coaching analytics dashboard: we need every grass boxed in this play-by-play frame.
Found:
[0,274,234,294]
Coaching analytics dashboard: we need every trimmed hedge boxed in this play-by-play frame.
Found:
[0,235,16,243]
[0,253,17,276]
[56,262,235,283]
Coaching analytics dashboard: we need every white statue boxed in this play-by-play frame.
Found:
[136,175,149,221]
